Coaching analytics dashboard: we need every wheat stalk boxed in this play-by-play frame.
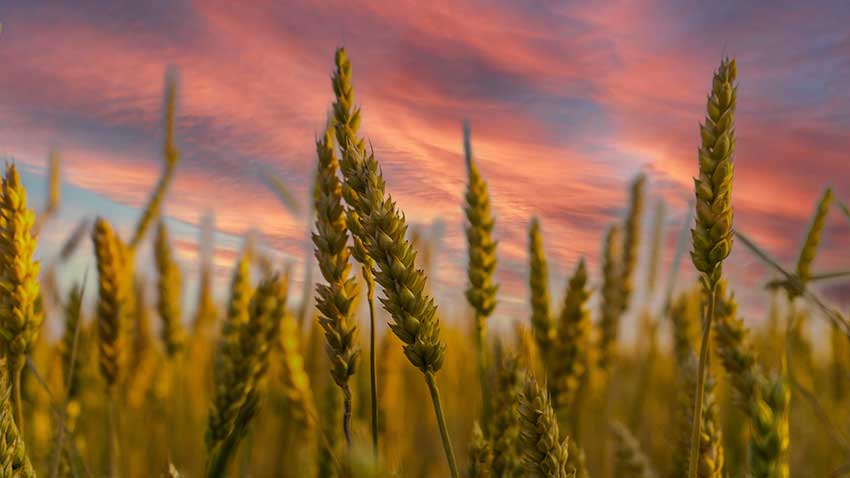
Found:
[0,357,34,478]
[331,47,379,460]
[463,121,499,428]
[313,119,361,447]
[688,57,737,478]
[129,70,180,250]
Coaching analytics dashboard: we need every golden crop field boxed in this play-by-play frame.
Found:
[1,48,849,478]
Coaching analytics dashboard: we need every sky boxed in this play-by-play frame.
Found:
[1,0,848,337]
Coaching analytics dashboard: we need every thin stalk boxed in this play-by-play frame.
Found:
[342,384,353,448]
[687,284,716,478]
[365,269,379,464]
[107,394,119,478]
[475,313,491,428]
[424,371,459,478]
[11,362,23,434]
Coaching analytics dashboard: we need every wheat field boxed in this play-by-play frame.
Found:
[1,48,849,478]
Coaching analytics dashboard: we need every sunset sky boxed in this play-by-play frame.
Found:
[1,0,848,336]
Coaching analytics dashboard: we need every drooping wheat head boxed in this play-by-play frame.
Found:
[517,374,570,478]
[528,218,554,360]
[155,221,186,357]
[129,70,180,250]
[551,258,590,413]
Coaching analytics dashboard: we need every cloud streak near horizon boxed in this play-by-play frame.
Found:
[1,0,848,330]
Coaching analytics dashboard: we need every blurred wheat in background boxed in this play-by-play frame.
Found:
[0,46,849,478]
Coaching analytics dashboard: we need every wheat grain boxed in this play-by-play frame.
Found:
[0,358,34,478]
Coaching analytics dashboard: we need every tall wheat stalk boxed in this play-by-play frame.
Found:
[463,122,499,428]
[688,57,736,478]
[330,47,379,461]
[332,47,457,476]
[313,118,361,449]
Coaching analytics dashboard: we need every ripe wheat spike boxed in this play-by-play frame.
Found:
[551,258,590,413]
[155,220,186,357]
[0,163,42,429]
[598,224,623,371]
[528,218,554,360]
[313,120,360,445]
[795,187,832,285]
[517,373,570,478]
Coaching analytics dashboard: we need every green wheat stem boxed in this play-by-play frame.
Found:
[366,268,378,464]
[688,284,717,478]
[424,371,460,478]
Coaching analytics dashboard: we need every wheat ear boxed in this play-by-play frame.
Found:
[620,174,645,314]
[331,47,379,460]
[795,187,832,286]
[313,120,361,447]
[551,258,590,415]
[490,347,523,478]
[598,224,623,371]
[206,275,288,477]
[155,221,186,357]
[611,421,657,478]
[528,218,554,361]
[517,373,570,478]
[468,421,493,478]
[713,284,788,478]
[463,121,499,428]
[688,57,737,478]
[0,163,42,430]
